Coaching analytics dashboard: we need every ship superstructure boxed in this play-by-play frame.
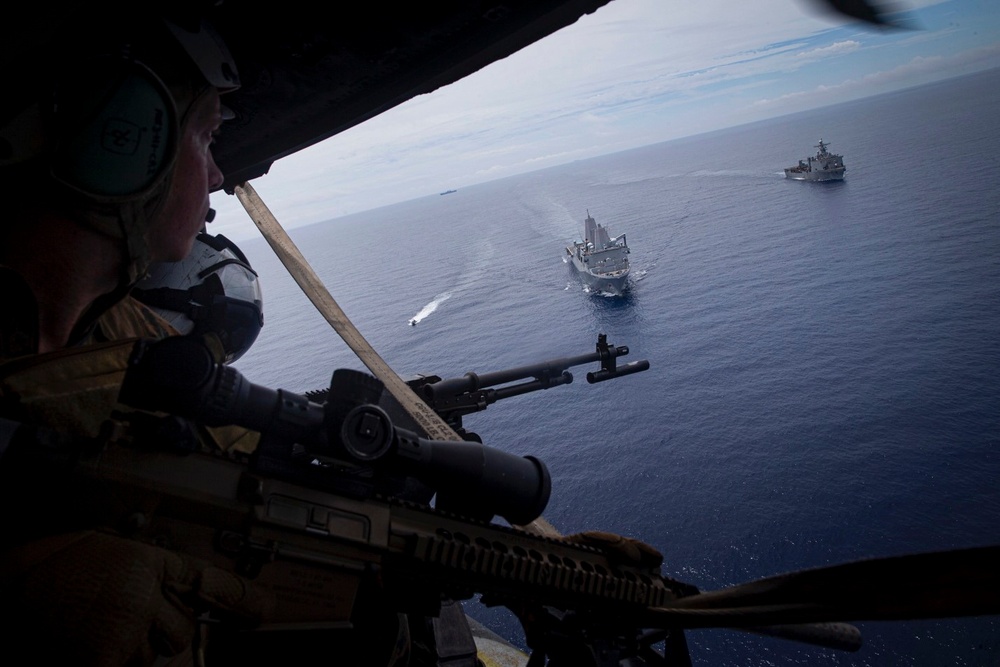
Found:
[784,139,846,181]
[565,211,630,294]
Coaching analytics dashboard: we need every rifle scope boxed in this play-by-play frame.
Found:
[119,337,550,525]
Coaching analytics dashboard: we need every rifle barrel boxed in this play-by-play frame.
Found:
[423,347,631,399]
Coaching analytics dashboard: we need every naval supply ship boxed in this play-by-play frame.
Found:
[565,211,630,294]
[784,139,846,181]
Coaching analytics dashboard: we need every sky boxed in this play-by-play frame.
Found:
[208,0,1000,241]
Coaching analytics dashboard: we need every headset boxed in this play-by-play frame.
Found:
[50,55,178,199]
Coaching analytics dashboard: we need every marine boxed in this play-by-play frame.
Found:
[0,9,270,664]
[0,6,667,666]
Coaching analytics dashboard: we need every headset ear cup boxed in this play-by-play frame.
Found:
[51,58,177,198]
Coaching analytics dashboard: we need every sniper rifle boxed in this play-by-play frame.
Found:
[2,335,997,665]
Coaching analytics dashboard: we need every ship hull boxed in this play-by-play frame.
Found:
[784,168,845,181]
[566,247,629,294]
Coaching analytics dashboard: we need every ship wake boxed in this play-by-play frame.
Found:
[408,292,452,326]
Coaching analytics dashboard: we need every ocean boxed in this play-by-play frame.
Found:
[229,68,1000,665]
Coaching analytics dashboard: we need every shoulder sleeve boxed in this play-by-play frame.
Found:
[94,296,180,342]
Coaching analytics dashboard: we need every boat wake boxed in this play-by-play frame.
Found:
[579,281,630,298]
[690,169,758,178]
[408,292,452,326]
[585,286,628,298]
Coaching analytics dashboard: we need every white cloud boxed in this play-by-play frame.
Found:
[208,0,1000,242]
[797,39,863,61]
[751,41,1000,111]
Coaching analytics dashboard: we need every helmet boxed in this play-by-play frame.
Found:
[133,232,263,363]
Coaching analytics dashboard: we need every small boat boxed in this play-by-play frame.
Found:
[784,139,846,181]
[565,211,630,294]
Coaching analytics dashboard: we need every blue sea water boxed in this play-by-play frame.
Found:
[230,68,1000,665]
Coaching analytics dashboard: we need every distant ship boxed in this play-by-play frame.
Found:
[565,211,630,294]
[784,139,846,181]
[440,189,457,195]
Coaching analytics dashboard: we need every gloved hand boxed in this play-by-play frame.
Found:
[1,530,273,665]
[564,530,664,570]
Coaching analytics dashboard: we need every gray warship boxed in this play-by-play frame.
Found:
[565,211,630,294]
[784,139,846,181]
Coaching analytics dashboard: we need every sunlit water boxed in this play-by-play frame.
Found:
[232,69,1000,666]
